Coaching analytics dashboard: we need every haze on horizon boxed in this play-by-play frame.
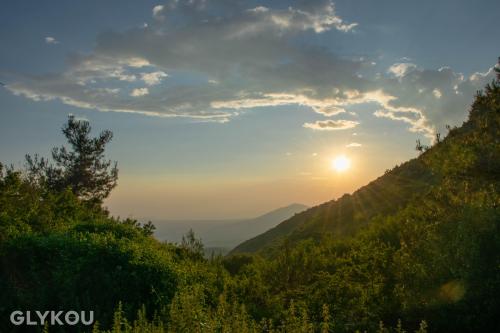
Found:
[1,0,499,220]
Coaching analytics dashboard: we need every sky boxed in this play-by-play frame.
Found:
[1,0,499,220]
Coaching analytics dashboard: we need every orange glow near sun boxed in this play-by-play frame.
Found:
[332,155,351,172]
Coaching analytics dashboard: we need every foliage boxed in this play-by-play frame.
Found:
[180,228,205,260]
[26,115,118,206]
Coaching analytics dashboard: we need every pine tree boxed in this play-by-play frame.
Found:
[26,115,118,206]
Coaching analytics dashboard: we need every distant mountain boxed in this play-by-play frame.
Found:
[230,158,437,255]
[152,203,308,253]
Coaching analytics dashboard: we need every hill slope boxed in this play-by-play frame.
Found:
[224,81,500,331]
[231,159,436,254]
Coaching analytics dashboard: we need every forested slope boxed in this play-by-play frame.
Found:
[231,157,436,255]
[225,81,500,332]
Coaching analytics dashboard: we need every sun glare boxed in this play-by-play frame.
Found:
[332,155,351,172]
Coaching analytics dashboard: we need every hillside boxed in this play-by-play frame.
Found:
[221,81,500,331]
[231,158,436,255]
[153,203,308,252]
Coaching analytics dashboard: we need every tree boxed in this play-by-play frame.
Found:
[142,221,156,236]
[415,139,424,153]
[121,218,156,236]
[181,229,204,259]
[26,115,118,206]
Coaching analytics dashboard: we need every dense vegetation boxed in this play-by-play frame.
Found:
[0,77,499,332]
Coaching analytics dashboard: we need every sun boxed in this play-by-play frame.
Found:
[332,155,351,172]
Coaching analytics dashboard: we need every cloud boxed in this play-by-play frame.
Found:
[211,93,351,117]
[130,88,149,97]
[152,5,165,20]
[4,0,497,136]
[376,64,497,137]
[432,88,442,99]
[8,0,363,121]
[388,62,416,78]
[45,36,59,44]
[243,1,358,34]
[303,119,359,131]
[248,6,269,13]
[140,71,168,86]
[346,142,362,148]
[374,109,430,135]
[312,105,346,116]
